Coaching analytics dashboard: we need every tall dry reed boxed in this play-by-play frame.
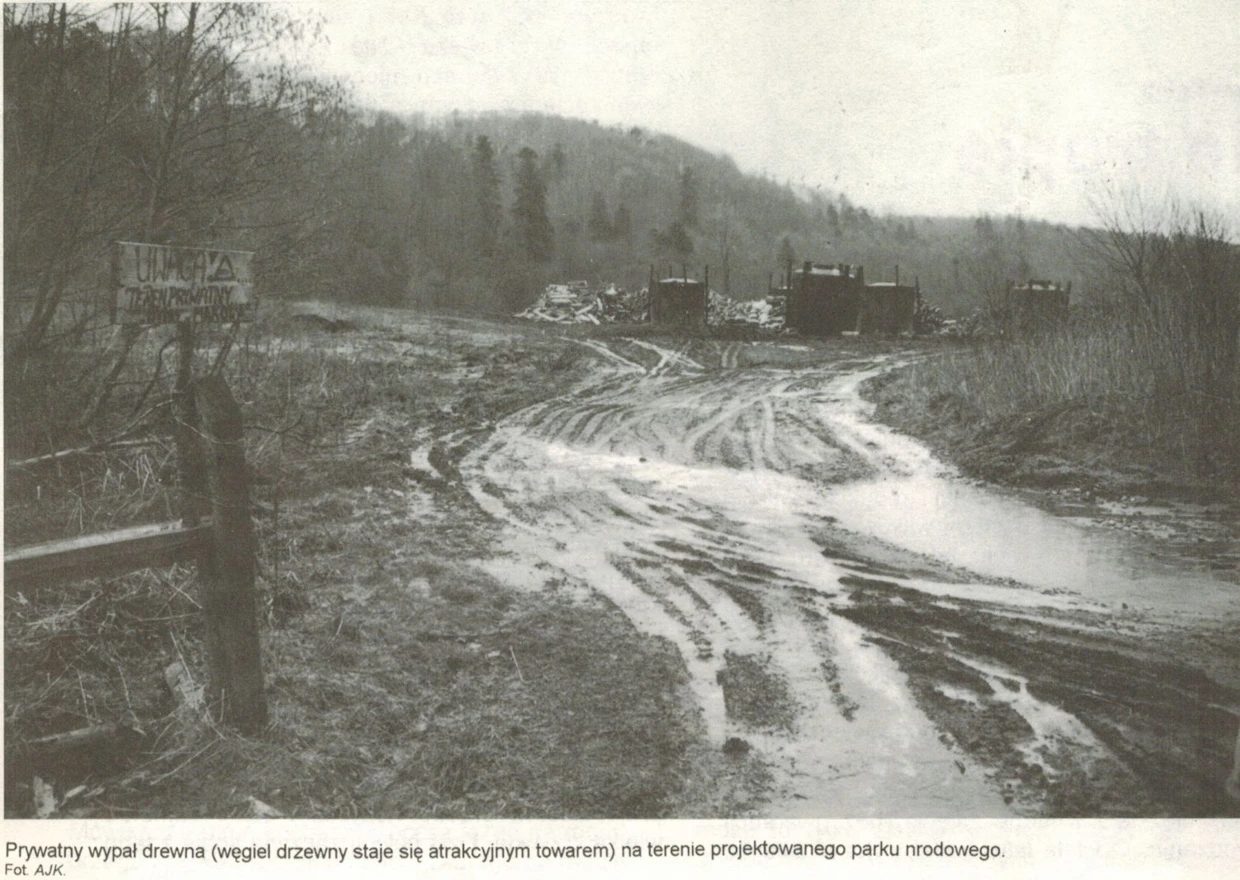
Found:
[905,311,1239,479]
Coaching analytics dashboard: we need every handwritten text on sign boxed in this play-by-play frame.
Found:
[113,242,255,325]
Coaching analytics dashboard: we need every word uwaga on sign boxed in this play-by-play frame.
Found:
[113,242,255,326]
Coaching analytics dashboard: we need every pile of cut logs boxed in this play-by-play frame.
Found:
[516,282,650,324]
[708,291,786,329]
[517,283,785,329]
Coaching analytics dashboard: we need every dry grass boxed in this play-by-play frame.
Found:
[874,315,1240,493]
[5,306,729,819]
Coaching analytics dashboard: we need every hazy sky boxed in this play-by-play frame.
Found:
[308,0,1240,227]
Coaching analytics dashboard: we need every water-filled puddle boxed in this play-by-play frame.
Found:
[819,366,1238,622]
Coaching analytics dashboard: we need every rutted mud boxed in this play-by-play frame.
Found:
[454,337,1240,817]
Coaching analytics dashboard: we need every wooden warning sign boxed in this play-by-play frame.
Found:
[112,241,255,325]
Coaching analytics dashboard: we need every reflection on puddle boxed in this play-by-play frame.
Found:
[819,474,1231,615]
[821,368,1238,621]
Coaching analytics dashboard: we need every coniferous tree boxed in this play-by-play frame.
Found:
[841,201,857,230]
[612,203,632,241]
[826,203,842,239]
[653,220,694,259]
[550,142,567,178]
[587,191,613,242]
[678,166,700,228]
[513,146,553,261]
[472,135,502,257]
[777,235,797,269]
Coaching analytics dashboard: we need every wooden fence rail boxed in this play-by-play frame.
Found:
[4,520,211,592]
[4,373,267,734]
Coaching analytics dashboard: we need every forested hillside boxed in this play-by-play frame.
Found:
[5,1,1089,365]
[299,110,1089,317]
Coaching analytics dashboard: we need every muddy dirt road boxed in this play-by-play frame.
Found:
[440,336,1238,817]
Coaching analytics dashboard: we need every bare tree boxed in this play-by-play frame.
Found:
[1081,187,1240,471]
[5,3,338,448]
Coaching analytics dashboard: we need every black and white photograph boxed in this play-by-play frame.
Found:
[3,0,1239,866]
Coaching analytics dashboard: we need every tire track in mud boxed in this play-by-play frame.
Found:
[458,337,1240,817]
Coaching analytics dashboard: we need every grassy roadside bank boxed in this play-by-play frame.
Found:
[865,329,1240,503]
[5,308,739,818]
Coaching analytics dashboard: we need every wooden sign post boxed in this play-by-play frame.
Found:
[120,241,265,731]
[194,375,267,732]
